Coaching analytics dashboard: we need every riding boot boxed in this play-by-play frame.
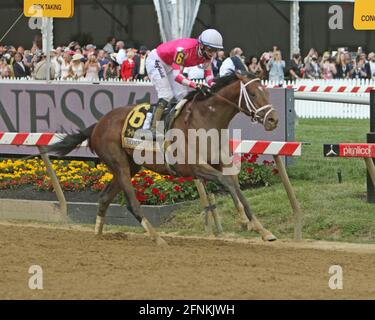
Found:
[151,99,168,138]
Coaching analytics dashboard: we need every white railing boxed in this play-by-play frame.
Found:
[264,79,373,119]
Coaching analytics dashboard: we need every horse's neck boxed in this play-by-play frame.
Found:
[198,82,241,129]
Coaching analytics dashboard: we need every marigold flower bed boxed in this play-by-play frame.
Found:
[0,154,277,205]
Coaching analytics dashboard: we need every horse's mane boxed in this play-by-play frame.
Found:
[184,70,257,102]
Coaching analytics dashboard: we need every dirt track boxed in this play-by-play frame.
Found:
[1,222,375,299]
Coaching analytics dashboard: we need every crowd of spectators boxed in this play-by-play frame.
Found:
[0,36,374,84]
[210,45,375,83]
[0,36,149,81]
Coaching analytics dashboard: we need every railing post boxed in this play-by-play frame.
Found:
[273,155,302,241]
[38,147,68,219]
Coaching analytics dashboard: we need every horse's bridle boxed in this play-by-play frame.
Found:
[238,78,275,126]
[212,78,276,126]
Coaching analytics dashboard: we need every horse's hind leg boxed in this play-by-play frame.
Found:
[95,178,121,235]
[113,154,167,246]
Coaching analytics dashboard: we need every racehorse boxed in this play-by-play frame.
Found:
[45,71,279,246]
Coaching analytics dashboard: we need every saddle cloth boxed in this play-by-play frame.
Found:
[121,99,188,151]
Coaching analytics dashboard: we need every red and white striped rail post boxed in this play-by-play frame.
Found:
[0,132,81,219]
[231,140,303,241]
[324,143,375,202]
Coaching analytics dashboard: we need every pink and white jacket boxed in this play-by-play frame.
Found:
[156,38,214,88]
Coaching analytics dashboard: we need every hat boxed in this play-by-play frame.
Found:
[72,53,83,61]
[85,44,96,50]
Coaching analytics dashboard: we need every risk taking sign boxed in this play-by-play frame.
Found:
[354,0,375,30]
[24,0,74,18]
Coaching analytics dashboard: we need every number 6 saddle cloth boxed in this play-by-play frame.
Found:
[121,99,188,151]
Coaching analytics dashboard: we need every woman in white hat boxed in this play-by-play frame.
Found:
[70,53,85,79]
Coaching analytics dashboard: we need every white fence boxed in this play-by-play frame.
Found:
[264,79,373,119]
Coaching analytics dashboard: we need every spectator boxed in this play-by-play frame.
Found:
[259,52,271,80]
[133,45,148,80]
[304,48,318,66]
[103,36,116,54]
[365,52,375,80]
[85,53,100,80]
[212,50,225,77]
[51,49,62,79]
[351,55,368,79]
[97,50,109,79]
[5,46,16,76]
[268,50,285,82]
[121,49,136,80]
[247,56,262,76]
[32,53,55,80]
[304,53,320,79]
[335,50,352,79]
[104,53,120,80]
[115,41,127,65]
[13,52,30,78]
[17,46,25,56]
[320,52,336,80]
[219,47,247,77]
[70,53,85,79]
[85,44,96,57]
[286,53,303,80]
[22,50,33,69]
[0,56,11,78]
[61,52,72,79]
[184,65,205,81]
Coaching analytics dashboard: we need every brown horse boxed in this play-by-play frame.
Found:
[45,71,279,245]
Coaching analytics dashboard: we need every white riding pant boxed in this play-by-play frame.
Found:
[146,49,190,102]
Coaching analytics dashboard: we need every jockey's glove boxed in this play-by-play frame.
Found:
[196,83,211,96]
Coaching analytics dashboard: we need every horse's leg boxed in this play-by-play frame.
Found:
[207,193,223,235]
[228,174,276,241]
[194,179,214,235]
[194,164,276,241]
[94,178,121,235]
[114,155,167,246]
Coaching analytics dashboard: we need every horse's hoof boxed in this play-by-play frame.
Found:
[156,237,168,247]
[262,234,277,242]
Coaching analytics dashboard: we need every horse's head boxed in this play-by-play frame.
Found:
[235,71,278,131]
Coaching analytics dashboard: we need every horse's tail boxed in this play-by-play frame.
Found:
[44,124,97,157]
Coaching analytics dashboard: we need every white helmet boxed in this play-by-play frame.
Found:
[198,29,224,49]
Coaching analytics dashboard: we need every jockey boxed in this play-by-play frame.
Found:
[145,29,224,135]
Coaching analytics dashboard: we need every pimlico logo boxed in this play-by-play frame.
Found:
[342,145,371,157]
